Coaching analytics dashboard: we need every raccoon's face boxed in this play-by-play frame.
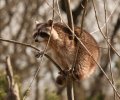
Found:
[33,21,59,43]
[33,23,50,42]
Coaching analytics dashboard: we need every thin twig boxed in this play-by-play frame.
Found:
[45,0,116,52]
[23,9,64,99]
[72,1,88,100]
[66,75,73,100]
[56,0,62,23]
[23,55,44,100]
[103,0,116,99]
[63,0,74,99]
[64,0,74,39]
[35,72,40,100]
[0,37,63,99]
[91,3,120,96]
[0,38,39,51]
[45,1,120,98]
[90,0,120,34]
[71,0,88,71]
[92,0,120,58]
[45,54,63,72]
[53,0,55,19]
[23,19,60,99]
[0,38,62,71]
[76,32,120,99]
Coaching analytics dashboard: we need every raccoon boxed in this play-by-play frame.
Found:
[33,20,99,80]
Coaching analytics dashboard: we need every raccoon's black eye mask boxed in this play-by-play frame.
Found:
[33,29,50,42]
[39,31,49,38]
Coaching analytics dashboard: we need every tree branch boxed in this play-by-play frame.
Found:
[5,56,20,100]
[64,0,74,39]
[0,38,62,72]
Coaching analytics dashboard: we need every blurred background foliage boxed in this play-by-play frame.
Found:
[0,72,7,100]
[0,0,120,100]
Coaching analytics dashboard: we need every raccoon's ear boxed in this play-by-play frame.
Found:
[48,19,53,26]
[35,21,41,27]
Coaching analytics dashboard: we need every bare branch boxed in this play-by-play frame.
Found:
[64,0,74,39]
[91,0,120,58]
[45,1,120,98]
[5,56,20,100]
[0,38,62,71]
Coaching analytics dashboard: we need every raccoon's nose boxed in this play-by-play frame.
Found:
[35,38,39,42]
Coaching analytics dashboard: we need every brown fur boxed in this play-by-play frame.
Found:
[33,21,100,80]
